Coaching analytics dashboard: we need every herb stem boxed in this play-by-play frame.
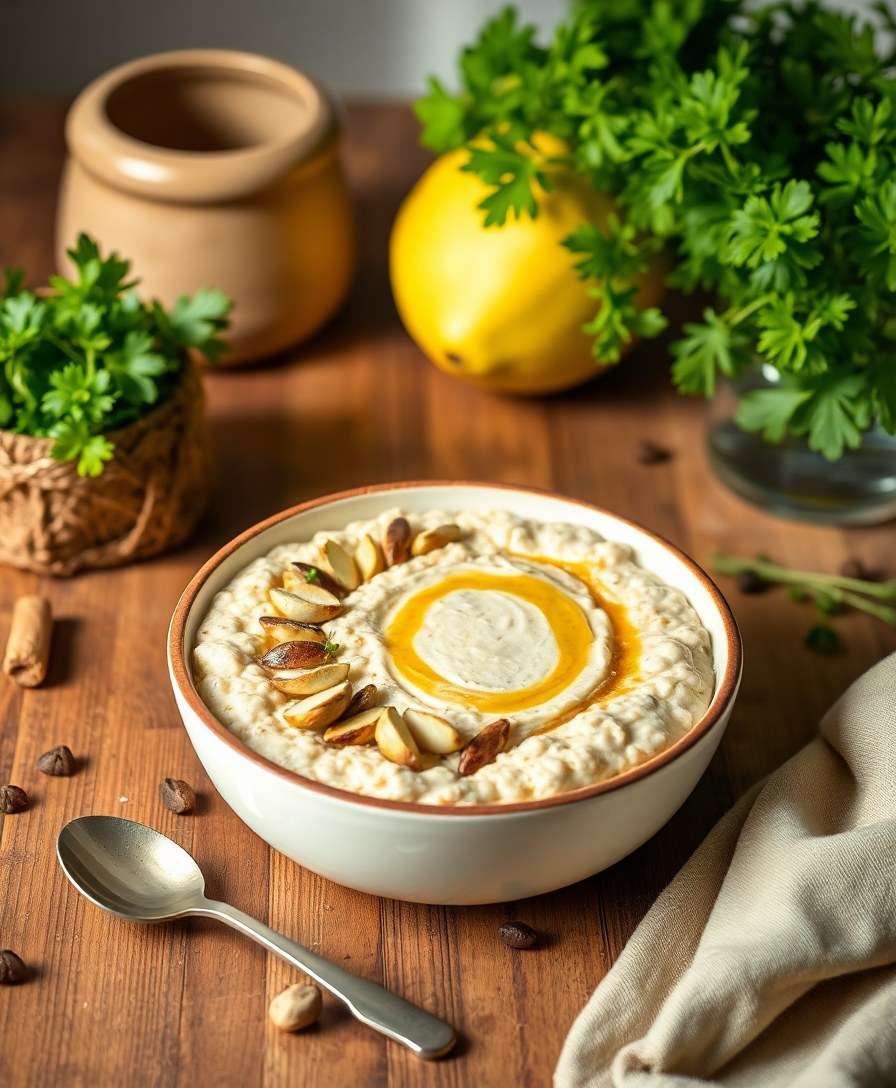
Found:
[714,554,896,602]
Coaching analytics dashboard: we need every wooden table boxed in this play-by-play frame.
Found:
[1,100,893,1088]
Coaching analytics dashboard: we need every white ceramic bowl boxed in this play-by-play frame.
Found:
[168,482,741,905]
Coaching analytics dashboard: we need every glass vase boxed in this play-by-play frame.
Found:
[707,367,896,526]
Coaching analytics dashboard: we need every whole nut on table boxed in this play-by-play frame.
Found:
[269,983,323,1032]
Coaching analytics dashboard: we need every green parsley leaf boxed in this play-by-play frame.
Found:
[672,310,749,396]
[414,78,470,153]
[736,385,812,443]
[0,234,231,476]
[48,418,115,477]
[855,179,896,290]
[805,624,842,655]
[462,134,552,226]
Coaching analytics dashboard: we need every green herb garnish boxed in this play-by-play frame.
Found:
[417,2,896,459]
[304,567,320,583]
[0,234,231,475]
[715,552,896,649]
[805,624,842,655]
[323,640,341,656]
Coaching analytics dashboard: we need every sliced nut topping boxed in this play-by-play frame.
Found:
[284,564,347,600]
[375,706,422,769]
[344,683,378,718]
[320,539,361,592]
[323,707,383,746]
[259,616,327,645]
[411,523,463,557]
[355,534,385,581]
[269,585,342,624]
[269,662,350,696]
[382,517,412,567]
[403,709,463,754]
[457,718,510,777]
[281,681,352,731]
[260,639,336,671]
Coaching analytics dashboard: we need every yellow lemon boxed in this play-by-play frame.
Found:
[389,136,664,395]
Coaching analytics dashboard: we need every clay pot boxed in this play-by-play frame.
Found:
[56,50,356,364]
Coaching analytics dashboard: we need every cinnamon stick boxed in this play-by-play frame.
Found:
[3,595,52,687]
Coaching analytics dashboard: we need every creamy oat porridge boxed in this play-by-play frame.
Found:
[193,509,715,805]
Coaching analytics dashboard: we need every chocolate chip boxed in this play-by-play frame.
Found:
[735,570,768,595]
[0,785,29,814]
[36,745,76,776]
[498,921,538,949]
[159,778,196,814]
[0,950,27,984]
[636,440,673,465]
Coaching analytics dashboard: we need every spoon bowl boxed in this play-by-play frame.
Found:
[57,815,205,921]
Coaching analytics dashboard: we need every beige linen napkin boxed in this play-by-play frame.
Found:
[555,651,896,1088]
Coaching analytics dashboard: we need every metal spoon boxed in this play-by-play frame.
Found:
[56,815,456,1059]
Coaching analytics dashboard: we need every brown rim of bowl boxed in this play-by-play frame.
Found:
[169,480,742,818]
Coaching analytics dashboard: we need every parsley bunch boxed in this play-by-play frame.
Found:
[0,234,231,475]
[416,1,896,459]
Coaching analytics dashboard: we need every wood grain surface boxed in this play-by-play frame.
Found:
[1,100,894,1088]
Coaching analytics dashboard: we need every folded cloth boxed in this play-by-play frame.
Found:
[555,652,896,1088]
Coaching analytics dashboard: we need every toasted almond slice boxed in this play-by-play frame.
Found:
[269,662,350,696]
[320,539,361,592]
[261,639,334,670]
[383,517,412,567]
[344,683,378,718]
[375,706,422,769]
[457,718,510,777]
[355,534,385,581]
[281,681,352,731]
[403,708,463,754]
[417,751,442,771]
[269,586,342,624]
[259,616,327,646]
[283,564,347,600]
[411,524,463,557]
[323,707,382,746]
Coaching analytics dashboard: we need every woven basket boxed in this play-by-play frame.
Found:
[0,361,210,576]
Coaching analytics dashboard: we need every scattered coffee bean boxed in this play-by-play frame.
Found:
[498,921,538,949]
[735,570,768,595]
[838,558,875,581]
[269,983,323,1032]
[0,785,29,814]
[37,745,76,777]
[159,777,196,814]
[0,949,27,985]
[636,440,673,465]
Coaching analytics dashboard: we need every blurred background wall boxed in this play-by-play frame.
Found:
[0,0,877,99]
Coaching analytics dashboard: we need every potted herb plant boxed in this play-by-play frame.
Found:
[0,234,230,574]
[412,1,896,523]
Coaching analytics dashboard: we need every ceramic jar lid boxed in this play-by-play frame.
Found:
[65,49,337,203]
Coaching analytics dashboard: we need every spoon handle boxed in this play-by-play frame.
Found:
[196,899,456,1059]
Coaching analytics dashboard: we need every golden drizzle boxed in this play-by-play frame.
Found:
[528,556,642,734]
[384,569,594,713]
